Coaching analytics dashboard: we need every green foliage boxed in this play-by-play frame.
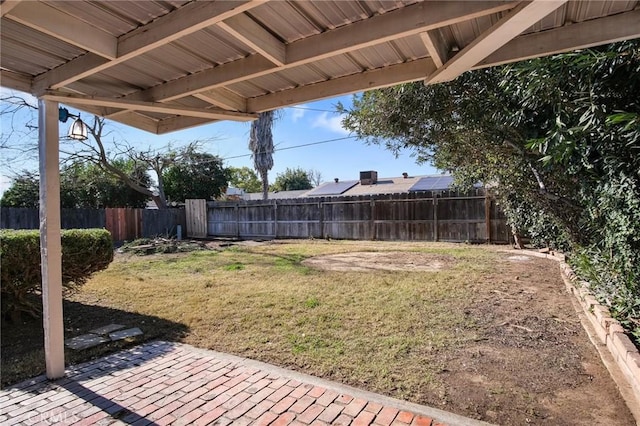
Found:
[1,160,152,208]
[0,174,39,207]
[270,167,313,191]
[341,40,640,341]
[163,152,230,202]
[228,166,262,193]
[1,229,113,320]
[61,160,152,208]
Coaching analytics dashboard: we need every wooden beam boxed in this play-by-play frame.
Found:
[128,54,274,102]
[1,0,23,17]
[118,0,265,57]
[248,8,640,114]
[217,14,286,66]
[132,1,516,103]
[193,88,247,111]
[31,1,265,92]
[6,2,117,59]
[287,1,517,65]
[32,54,110,95]
[38,99,65,379]
[420,30,449,68]
[43,92,258,121]
[0,69,33,92]
[476,8,640,68]
[157,116,221,134]
[426,0,568,84]
[247,58,437,112]
[65,103,160,134]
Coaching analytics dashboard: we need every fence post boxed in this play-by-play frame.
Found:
[273,200,278,238]
[370,198,376,240]
[318,200,324,238]
[433,194,439,242]
[234,204,240,239]
[485,192,492,243]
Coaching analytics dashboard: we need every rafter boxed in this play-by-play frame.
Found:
[426,0,568,84]
[157,116,219,134]
[31,0,265,93]
[129,1,518,103]
[65,103,160,134]
[0,69,32,93]
[1,0,24,17]
[420,30,449,68]
[476,8,640,68]
[42,92,257,122]
[127,54,274,103]
[217,14,286,66]
[247,59,438,112]
[248,7,640,114]
[5,2,117,59]
[193,88,247,112]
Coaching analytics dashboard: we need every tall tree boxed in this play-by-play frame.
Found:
[249,111,275,200]
[270,168,313,191]
[228,166,262,193]
[163,152,230,202]
[0,173,39,208]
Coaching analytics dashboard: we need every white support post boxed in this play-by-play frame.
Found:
[38,99,65,379]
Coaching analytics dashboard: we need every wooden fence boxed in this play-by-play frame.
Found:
[1,207,186,242]
[204,190,510,243]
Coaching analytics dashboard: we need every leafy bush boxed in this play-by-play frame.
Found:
[1,229,113,320]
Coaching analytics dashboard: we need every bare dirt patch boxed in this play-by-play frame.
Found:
[302,251,454,271]
[434,253,634,425]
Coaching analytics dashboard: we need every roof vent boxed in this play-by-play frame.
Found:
[359,170,378,185]
[334,178,339,183]
[402,172,409,179]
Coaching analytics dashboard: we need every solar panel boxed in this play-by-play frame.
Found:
[409,175,455,191]
[306,180,359,196]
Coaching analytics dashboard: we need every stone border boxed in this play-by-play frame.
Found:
[511,249,640,421]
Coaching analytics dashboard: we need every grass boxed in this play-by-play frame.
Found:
[2,240,495,400]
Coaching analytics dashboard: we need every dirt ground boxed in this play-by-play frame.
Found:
[2,244,635,425]
[304,249,635,425]
[303,251,453,271]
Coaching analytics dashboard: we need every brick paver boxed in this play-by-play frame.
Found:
[0,341,481,426]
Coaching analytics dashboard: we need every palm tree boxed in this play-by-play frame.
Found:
[248,111,275,200]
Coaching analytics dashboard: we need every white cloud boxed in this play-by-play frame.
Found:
[291,108,306,123]
[311,112,350,135]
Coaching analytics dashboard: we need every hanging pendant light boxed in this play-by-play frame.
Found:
[67,116,88,140]
[58,107,88,141]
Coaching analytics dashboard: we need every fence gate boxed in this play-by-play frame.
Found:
[185,199,207,238]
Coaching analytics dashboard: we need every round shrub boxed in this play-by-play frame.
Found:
[1,229,113,320]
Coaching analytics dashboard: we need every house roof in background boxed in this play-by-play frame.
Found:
[305,180,359,197]
[240,174,467,200]
[243,190,310,201]
[2,1,638,134]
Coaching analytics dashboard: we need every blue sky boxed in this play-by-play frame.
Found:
[0,91,438,195]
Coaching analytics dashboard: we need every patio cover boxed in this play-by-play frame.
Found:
[1,0,640,378]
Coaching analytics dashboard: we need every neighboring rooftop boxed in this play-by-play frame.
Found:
[237,173,471,200]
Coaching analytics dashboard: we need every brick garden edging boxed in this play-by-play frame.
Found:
[512,249,640,420]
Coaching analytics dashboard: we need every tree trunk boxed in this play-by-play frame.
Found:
[260,170,269,200]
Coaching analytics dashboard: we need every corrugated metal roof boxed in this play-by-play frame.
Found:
[1,0,637,134]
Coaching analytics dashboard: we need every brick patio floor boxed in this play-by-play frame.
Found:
[0,341,491,426]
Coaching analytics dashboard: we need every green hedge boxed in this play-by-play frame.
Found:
[1,229,113,320]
